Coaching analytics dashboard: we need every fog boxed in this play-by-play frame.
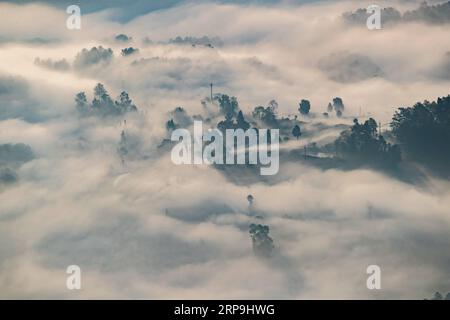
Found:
[1,0,450,299]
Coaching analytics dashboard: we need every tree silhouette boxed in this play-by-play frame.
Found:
[249,224,274,258]
[327,102,333,112]
[391,95,450,175]
[75,83,138,117]
[115,91,137,113]
[335,118,401,168]
[166,119,176,131]
[236,110,250,130]
[333,97,345,117]
[292,124,302,139]
[217,94,239,119]
[247,194,254,206]
[299,99,311,115]
[75,92,88,115]
[217,113,235,131]
[252,104,277,126]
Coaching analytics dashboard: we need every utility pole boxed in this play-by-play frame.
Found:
[210,83,213,101]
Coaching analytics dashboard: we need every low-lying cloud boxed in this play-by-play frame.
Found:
[1,0,450,300]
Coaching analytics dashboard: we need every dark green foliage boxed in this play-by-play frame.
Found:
[166,119,176,131]
[217,94,239,119]
[74,46,113,69]
[328,97,345,117]
[170,107,192,128]
[391,95,450,174]
[335,118,401,168]
[91,83,116,115]
[75,92,88,114]
[249,224,274,258]
[292,124,301,139]
[121,47,139,56]
[75,83,138,117]
[299,99,311,115]
[217,109,235,131]
[217,107,251,131]
[252,105,277,126]
[333,97,345,111]
[115,91,138,112]
[236,111,250,130]
[115,34,131,42]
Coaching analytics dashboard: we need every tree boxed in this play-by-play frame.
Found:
[73,46,113,69]
[92,83,115,114]
[166,119,176,131]
[249,224,274,258]
[75,83,138,117]
[252,105,277,126]
[115,91,137,113]
[292,124,302,139]
[75,92,88,114]
[94,83,107,99]
[217,94,239,119]
[391,95,450,175]
[335,118,401,168]
[327,102,333,112]
[121,47,138,56]
[333,97,345,116]
[217,116,235,131]
[268,100,278,113]
[236,111,250,130]
[115,34,131,42]
[299,99,311,115]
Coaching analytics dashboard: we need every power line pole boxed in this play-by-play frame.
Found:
[210,83,213,101]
